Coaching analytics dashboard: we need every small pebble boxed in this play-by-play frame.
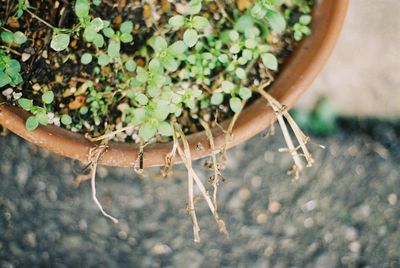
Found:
[21,53,31,62]
[150,243,172,256]
[349,241,361,254]
[388,193,397,205]
[32,83,41,91]
[268,201,281,213]
[304,218,314,228]
[256,213,268,224]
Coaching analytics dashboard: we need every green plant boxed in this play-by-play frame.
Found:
[1,0,318,240]
[0,49,23,88]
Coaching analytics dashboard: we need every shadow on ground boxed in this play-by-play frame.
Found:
[0,119,399,267]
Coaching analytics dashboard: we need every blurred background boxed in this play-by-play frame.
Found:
[1,1,399,267]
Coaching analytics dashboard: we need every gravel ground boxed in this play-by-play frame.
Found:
[0,119,399,268]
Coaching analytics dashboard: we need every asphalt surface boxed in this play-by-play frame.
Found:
[0,119,399,267]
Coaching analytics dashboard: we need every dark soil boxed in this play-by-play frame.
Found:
[0,118,399,267]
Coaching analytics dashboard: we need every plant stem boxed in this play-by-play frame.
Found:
[26,8,56,30]
[199,119,222,209]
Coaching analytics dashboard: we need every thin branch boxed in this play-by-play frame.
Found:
[0,45,22,56]
[215,0,234,24]
[26,8,56,29]
[88,126,134,142]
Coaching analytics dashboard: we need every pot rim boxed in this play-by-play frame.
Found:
[0,0,349,168]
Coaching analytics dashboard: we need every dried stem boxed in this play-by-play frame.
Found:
[175,125,229,241]
[0,45,22,56]
[26,8,56,29]
[215,0,234,24]
[172,129,201,242]
[257,83,318,179]
[133,141,146,174]
[88,146,119,224]
[199,119,222,209]
[88,126,134,142]
[162,131,179,177]
[219,104,243,166]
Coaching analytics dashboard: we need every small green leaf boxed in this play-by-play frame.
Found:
[80,106,89,115]
[267,10,286,33]
[211,92,224,105]
[151,36,168,52]
[107,40,120,58]
[50,34,70,52]
[26,116,39,131]
[261,53,278,71]
[148,59,162,73]
[81,53,93,64]
[158,122,173,137]
[61,114,72,125]
[188,0,202,15]
[1,32,14,44]
[300,15,312,25]
[230,44,240,54]
[251,3,267,20]
[192,16,209,31]
[90,18,104,31]
[230,97,243,113]
[168,15,185,28]
[235,15,254,33]
[245,39,257,49]
[235,68,247,79]
[83,27,97,41]
[168,41,187,56]
[13,31,27,45]
[36,112,49,125]
[92,34,104,48]
[183,29,198,48]
[120,21,133,33]
[0,72,12,88]
[239,87,252,100]
[218,54,228,63]
[75,0,90,19]
[18,98,33,111]
[120,33,133,43]
[139,124,157,141]
[161,54,179,72]
[229,30,240,42]
[125,59,137,72]
[98,54,110,66]
[42,91,54,104]
[135,93,148,105]
[221,81,235,93]
[102,27,115,38]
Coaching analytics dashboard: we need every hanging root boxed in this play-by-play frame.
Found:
[219,104,244,167]
[133,141,147,174]
[162,134,179,177]
[87,145,119,224]
[199,119,224,209]
[258,83,321,179]
[172,129,201,242]
[174,125,229,242]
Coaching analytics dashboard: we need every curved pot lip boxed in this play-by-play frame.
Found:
[0,0,349,168]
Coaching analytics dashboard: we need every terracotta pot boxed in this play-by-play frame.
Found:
[0,0,349,168]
